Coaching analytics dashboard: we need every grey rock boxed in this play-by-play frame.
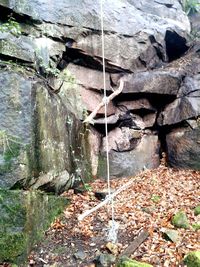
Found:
[0,33,35,62]
[74,250,87,260]
[0,69,92,190]
[95,253,116,267]
[122,70,181,95]
[0,33,65,65]
[161,228,181,243]
[0,0,190,71]
[98,134,160,178]
[166,125,200,169]
[117,99,155,112]
[67,64,111,91]
[158,72,200,126]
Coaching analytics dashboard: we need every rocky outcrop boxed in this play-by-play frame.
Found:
[0,0,198,182]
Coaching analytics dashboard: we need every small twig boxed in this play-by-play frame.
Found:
[120,229,149,257]
[83,78,124,124]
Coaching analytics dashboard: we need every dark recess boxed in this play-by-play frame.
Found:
[165,30,189,61]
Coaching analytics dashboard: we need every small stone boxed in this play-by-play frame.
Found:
[171,210,190,229]
[117,256,153,267]
[106,242,119,255]
[194,205,200,216]
[94,253,116,267]
[184,251,200,267]
[74,250,87,260]
[161,228,181,243]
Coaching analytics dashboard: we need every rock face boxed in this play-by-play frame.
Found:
[166,124,200,169]
[0,0,199,182]
[1,0,200,263]
[0,189,68,264]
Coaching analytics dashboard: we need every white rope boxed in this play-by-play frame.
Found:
[78,0,118,243]
[100,0,117,243]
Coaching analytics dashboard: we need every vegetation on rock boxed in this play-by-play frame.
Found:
[184,251,200,267]
[172,210,190,229]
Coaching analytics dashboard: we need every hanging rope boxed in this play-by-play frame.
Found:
[100,0,118,243]
[78,0,118,243]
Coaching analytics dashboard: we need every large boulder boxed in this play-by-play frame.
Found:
[0,189,68,264]
[98,133,160,178]
[0,67,91,191]
[166,123,200,169]
[122,70,181,95]
[0,0,190,71]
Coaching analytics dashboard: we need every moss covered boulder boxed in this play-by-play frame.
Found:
[184,251,200,267]
[172,210,190,229]
[117,257,153,267]
[0,189,68,264]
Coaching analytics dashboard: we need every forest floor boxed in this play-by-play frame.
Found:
[24,166,200,266]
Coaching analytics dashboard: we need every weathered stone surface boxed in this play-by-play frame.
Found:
[0,68,92,191]
[102,127,142,152]
[67,64,111,91]
[0,0,190,71]
[166,125,200,169]
[158,74,200,126]
[98,134,160,178]
[0,33,65,64]
[80,87,116,115]
[57,70,115,120]
[0,0,189,34]
[0,33,35,62]
[0,70,34,188]
[117,99,155,112]
[122,71,181,95]
[161,228,181,243]
[0,189,68,264]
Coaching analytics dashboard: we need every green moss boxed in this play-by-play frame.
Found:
[192,224,200,231]
[184,251,200,267]
[172,210,190,229]
[117,256,153,267]
[0,232,27,262]
[194,205,200,216]
[0,189,69,264]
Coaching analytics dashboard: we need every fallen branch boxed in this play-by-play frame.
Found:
[120,229,149,257]
[83,78,124,124]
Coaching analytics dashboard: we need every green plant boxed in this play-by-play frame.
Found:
[0,17,21,36]
[182,0,200,15]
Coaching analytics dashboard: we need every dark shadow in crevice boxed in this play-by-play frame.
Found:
[165,30,189,62]
[58,47,131,73]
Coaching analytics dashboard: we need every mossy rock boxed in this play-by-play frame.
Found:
[172,210,190,229]
[184,251,200,267]
[194,205,200,216]
[117,256,153,267]
[0,189,69,264]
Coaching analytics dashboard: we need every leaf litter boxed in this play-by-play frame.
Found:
[27,166,200,266]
